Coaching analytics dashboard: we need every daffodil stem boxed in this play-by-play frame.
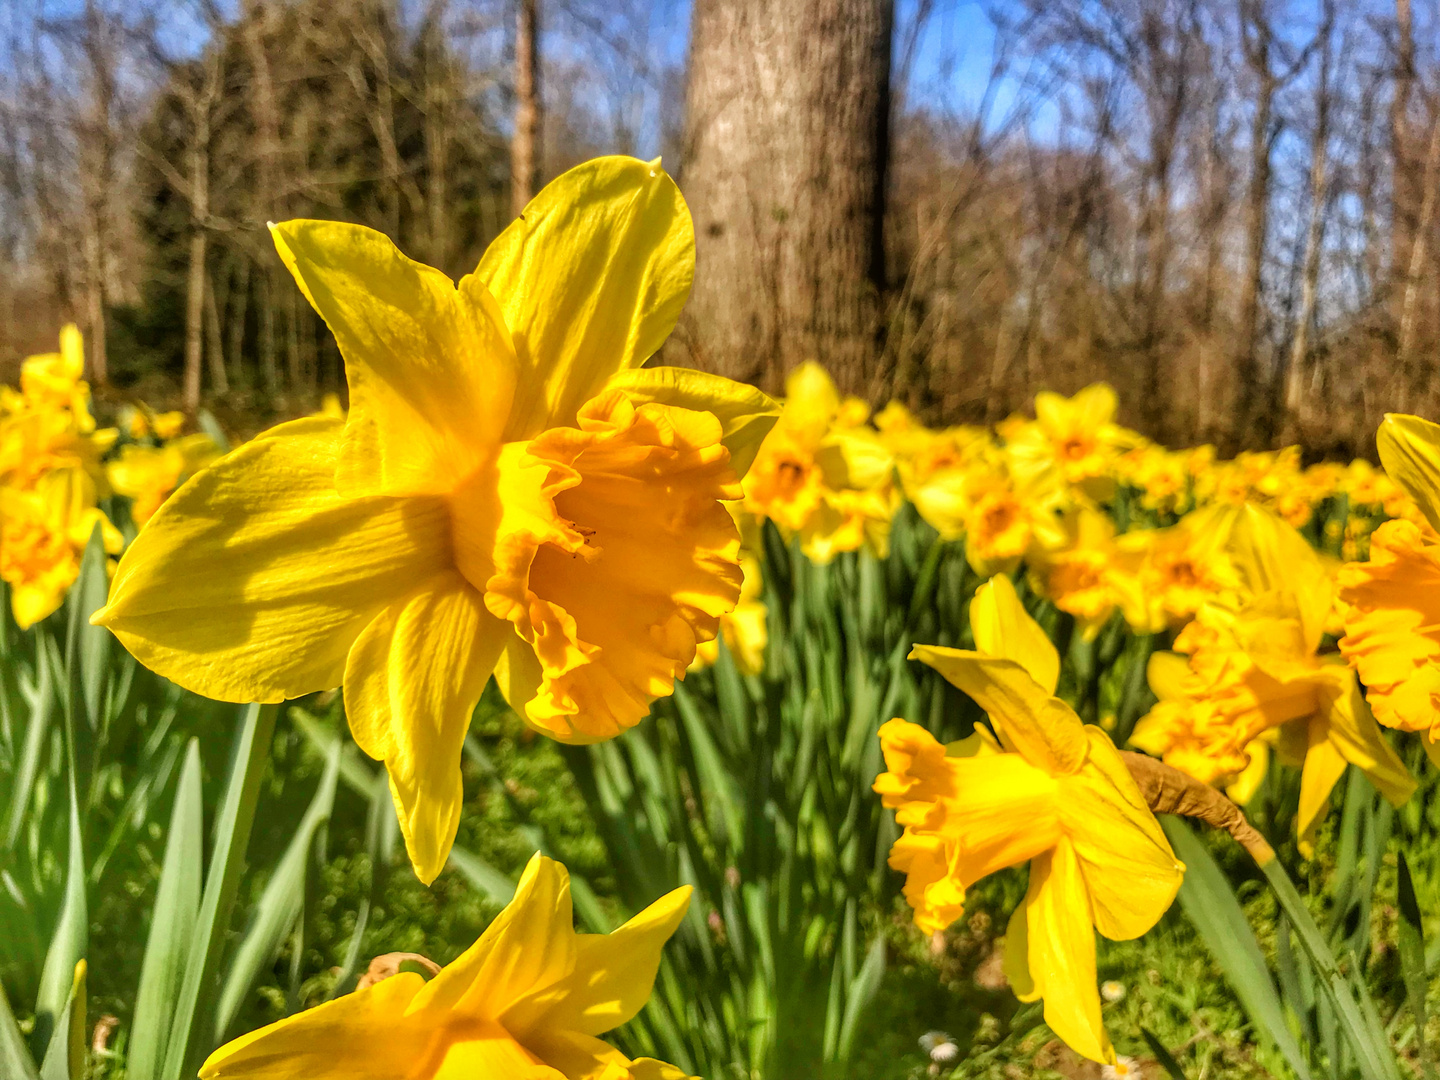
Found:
[1120,751,1276,865]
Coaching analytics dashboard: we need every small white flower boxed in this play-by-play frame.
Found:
[1102,1055,1142,1079]
[1100,979,1127,1003]
[919,1030,959,1063]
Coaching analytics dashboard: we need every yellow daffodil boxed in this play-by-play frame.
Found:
[18,323,95,426]
[1005,384,1137,502]
[690,552,767,676]
[1137,506,1413,852]
[1,467,122,629]
[1114,443,1193,516]
[1339,413,1440,758]
[0,327,115,490]
[1112,512,1244,633]
[152,411,186,440]
[201,854,694,1080]
[743,362,894,563]
[0,406,115,491]
[946,464,1066,578]
[107,434,221,526]
[876,575,1183,1065]
[92,156,778,883]
[1028,508,1146,640]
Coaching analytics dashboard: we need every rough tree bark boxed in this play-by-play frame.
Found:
[511,0,540,218]
[1235,0,1277,448]
[679,0,894,397]
[1280,1,1334,445]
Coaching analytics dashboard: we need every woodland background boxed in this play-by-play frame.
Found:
[2,0,1440,457]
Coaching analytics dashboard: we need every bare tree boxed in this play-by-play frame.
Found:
[681,0,894,398]
[512,0,541,216]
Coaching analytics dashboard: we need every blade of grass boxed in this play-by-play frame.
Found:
[127,739,204,1080]
[1259,857,1402,1080]
[5,640,56,850]
[834,935,885,1063]
[1141,1027,1188,1079]
[213,737,340,1042]
[36,960,84,1080]
[32,765,85,1061]
[0,974,38,1080]
[161,702,278,1080]
[448,845,517,905]
[1396,852,1434,1077]
[1160,818,1312,1080]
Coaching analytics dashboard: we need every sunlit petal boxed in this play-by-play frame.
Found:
[94,418,451,703]
[344,572,509,883]
[478,157,694,439]
[271,219,517,496]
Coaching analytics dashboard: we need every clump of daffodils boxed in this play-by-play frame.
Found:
[0,326,122,627]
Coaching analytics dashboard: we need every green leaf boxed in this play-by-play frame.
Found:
[0,975,39,1080]
[1141,1027,1187,1079]
[195,409,230,453]
[63,523,112,733]
[289,707,375,799]
[1260,856,1402,1080]
[328,766,390,1000]
[1160,818,1312,1080]
[32,769,86,1061]
[1396,852,1432,1075]
[834,935,885,1063]
[214,736,340,1042]
[37,960,84,1080]
[161,702,279,1080]
[5,638,58,849]
[128,739,204,1080]
[447,845,517,905]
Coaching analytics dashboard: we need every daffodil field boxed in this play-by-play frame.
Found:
[5,156,1440,1080]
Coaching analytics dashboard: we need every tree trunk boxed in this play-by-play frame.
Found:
[260,269,279,396]
[1237,6,1275,447]
[511,0,540,218]
[183,230,207,413]
[205,271,229,396]
[1281,18,1333,446]
[680,0,894,398]
[1397,111,1440,412]
[227,257,250,388]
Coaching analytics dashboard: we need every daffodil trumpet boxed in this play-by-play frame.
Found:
[92,155,779,884]
[200,854,696,1080]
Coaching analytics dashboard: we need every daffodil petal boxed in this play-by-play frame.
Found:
[522,1030,694,1080]
[1025,839,1112,1065]
[1061,729,1184,941]
[605,366,780,477]
[1315,668,1415,808]
[94,418,452,703]
[1297,719,1349,856]
[1378,413,1440,532]
[270,219,517,496]
[427,1021,568,1078]
[198,970,427,1078]
[504,885,693,1039]
[969,574,1060,694]
[1146,651,1191,701]
[418,854,577,1018]
[344,572,506,884]
[1003,898,1039,1001]
[479,157,694,439]
[909,645,1086,774]
[1226,741,1270,805]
